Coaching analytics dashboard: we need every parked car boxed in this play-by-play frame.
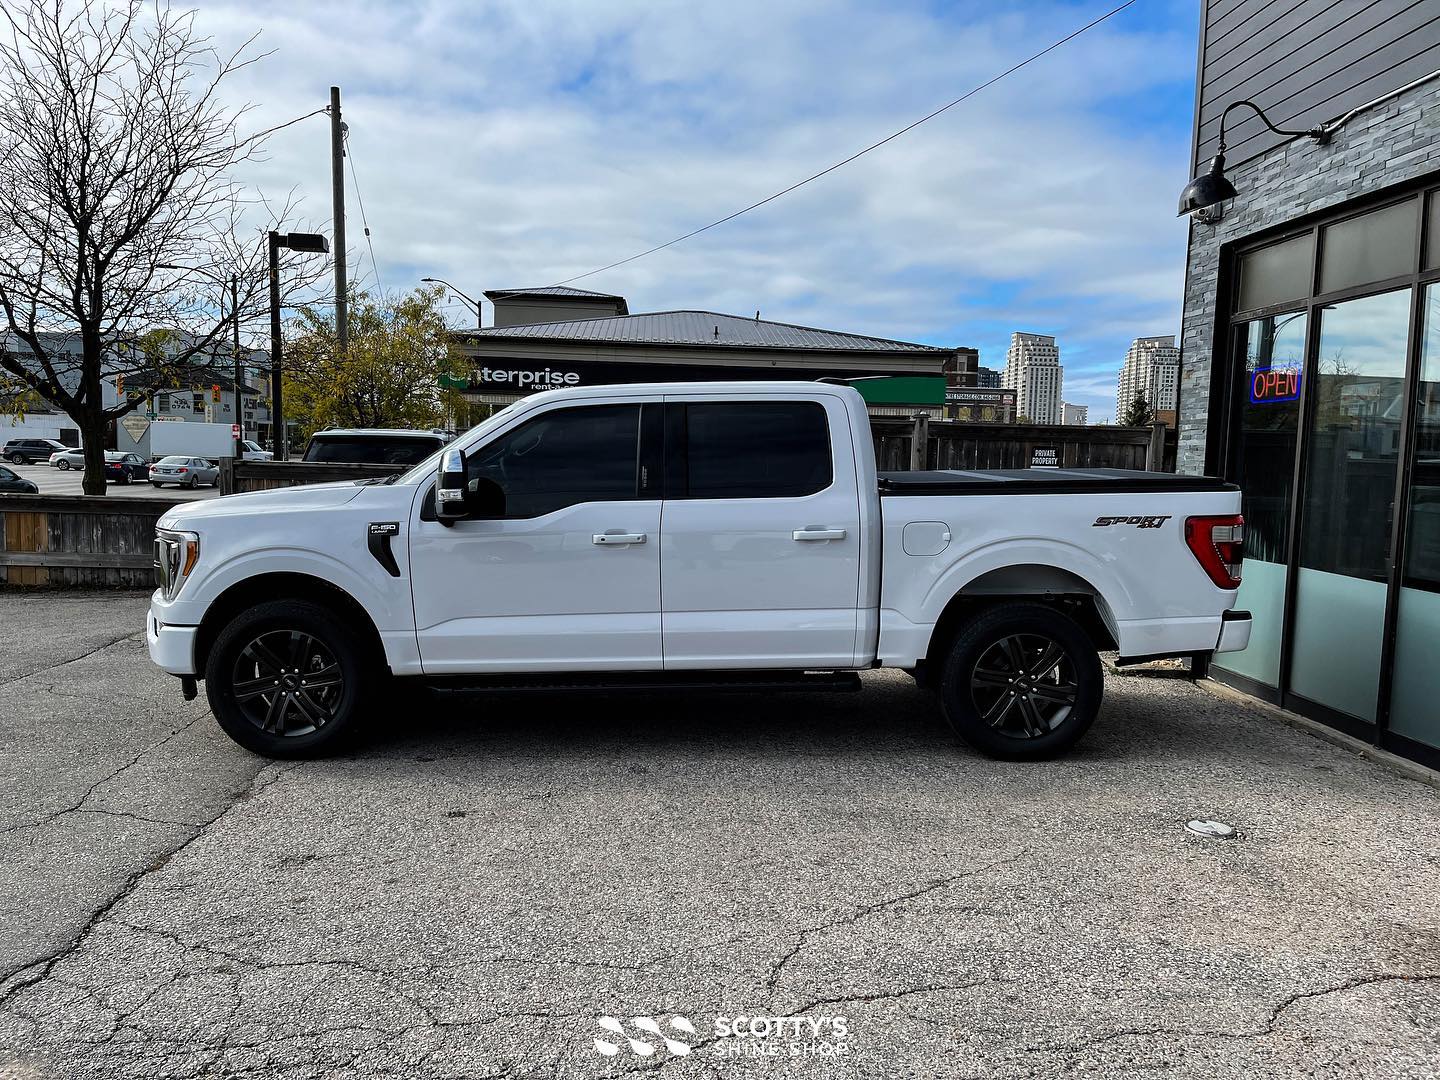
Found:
[4,438,66,464]
[147,381,1251,760]
[103,451,149,484]
[0,464,39,494]
[301,428,449,466]
[240,439,273,461]
[48,447,86,470]
[149,455,219,489]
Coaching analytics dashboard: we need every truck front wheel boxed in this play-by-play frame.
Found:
[938,603,1102,760]
[204,599,374,758]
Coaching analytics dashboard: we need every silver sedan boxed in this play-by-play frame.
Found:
[48,447,86,470]
[148,455,220,489]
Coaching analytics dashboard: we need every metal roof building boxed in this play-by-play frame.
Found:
[452,290,975,416]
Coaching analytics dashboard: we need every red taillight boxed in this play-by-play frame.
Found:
[177,467,187,473]
[1185,514,1244,589]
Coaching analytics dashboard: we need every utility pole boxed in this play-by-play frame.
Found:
[330,86,348,358]
[268,231,285,460]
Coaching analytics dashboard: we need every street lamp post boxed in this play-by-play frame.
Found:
[268,231,331,460]
[420,277,484,327]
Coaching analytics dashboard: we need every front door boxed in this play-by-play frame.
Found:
[410,402,662,673]
[660,396,863,669]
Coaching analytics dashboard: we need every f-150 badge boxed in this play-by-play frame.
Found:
[1093,515,1171,529]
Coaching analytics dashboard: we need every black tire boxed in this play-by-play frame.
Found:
[8,453,23,464]
[938,603,1102,760]
[187,474,198,489]
[204,599,375,758]
[150,481,163,488]
[57,460,69,471]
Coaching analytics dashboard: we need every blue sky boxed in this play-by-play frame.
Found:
[203,0,1200,421]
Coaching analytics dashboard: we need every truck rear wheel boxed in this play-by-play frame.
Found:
[204,599,373,759]
[938,603,1102,760]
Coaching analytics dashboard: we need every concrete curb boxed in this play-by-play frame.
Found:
[1199,677,1440,793]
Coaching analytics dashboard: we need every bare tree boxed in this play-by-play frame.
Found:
[0,0,326,493]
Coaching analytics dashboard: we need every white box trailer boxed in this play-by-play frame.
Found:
[118,418,237,461]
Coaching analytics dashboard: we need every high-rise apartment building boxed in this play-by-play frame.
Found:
[1117,335,1180,420]
[1061,402,1089,426]
[1002,333,1063,424]
[975,366,1002,389]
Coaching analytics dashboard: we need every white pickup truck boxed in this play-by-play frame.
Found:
[147,382,1250,760]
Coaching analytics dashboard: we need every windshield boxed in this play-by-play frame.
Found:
[156,456,191,465]
[397,404,524,485]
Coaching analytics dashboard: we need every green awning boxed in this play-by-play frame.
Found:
[845,375,946,406]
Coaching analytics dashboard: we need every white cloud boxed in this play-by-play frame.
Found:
[187,0,1198,416]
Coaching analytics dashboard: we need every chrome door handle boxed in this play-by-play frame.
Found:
[592,532,647,545]
[792,528,847,541]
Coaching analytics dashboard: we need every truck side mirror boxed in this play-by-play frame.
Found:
[436,448,469,525]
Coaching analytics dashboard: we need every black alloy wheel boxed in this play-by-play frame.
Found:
[969,633,1079,738]
[205,599,375,758]
[939,603,1102,760]
[231,629,345,737]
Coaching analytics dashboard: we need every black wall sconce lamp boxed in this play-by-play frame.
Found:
[1178,100,1327,221]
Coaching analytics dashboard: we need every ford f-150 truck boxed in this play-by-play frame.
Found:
[147,382,1250,760]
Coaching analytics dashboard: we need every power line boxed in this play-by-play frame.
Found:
[343,127,383,293]
[548,0,1138,287]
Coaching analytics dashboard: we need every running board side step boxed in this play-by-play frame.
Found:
[423,670,863,695]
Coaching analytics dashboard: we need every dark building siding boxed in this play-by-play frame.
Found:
[1193,0,1440,171]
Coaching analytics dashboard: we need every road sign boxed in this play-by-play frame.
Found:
[231,424,241,438]
[121,414,149,442]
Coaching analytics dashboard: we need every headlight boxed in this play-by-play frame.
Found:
[154,528,200,601]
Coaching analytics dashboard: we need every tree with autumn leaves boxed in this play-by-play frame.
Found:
[282,284,473,440]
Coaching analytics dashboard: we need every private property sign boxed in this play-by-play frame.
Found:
[1030,446,1060,468]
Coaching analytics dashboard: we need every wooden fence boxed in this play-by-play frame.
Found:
[219,459,401,494]
[0,494,179,587]
[871,418,1174,473]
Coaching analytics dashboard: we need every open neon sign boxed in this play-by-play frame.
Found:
[1250,365,1301,404]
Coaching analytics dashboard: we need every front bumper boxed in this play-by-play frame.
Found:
[147,599,199,675]
[1215,609,1252,654]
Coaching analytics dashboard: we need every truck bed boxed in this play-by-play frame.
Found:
[877,468,1237,496]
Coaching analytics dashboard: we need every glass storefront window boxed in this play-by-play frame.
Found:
[1389,283,1440,749]
[1212,311,1305,688]
[1426,191,1440,271]
[1319,199,1417,295]
[1237,233,1313,313]
[1289,289,1411,722]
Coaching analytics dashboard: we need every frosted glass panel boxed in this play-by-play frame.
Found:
[1319,199,1418,294]
[1212,559,1287,686]
[1238,233,1313,313]
[1289,568,1385,722]
[1389,588,1440,748]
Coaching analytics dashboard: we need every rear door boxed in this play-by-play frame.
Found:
[659,395,862,669]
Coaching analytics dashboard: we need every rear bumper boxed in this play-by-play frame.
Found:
[1215,609,1252,654]
[147,600,198,675]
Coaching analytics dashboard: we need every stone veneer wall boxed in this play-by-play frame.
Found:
[1177,81,1440,475]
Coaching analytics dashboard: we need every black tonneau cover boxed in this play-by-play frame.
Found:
[878,468,1238,496]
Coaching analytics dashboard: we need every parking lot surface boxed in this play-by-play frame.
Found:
[4,463,217,501]
[1,592,1438,1079]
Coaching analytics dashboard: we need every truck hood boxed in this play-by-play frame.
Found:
[157,481,367,528]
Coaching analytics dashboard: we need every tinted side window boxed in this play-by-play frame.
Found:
[467,404,640,518]
[685,402,831,498]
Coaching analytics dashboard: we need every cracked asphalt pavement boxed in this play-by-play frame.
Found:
[2,591,1439,1079]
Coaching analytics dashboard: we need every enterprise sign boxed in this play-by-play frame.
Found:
[473,366,581,391]
[464,358,940,394]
